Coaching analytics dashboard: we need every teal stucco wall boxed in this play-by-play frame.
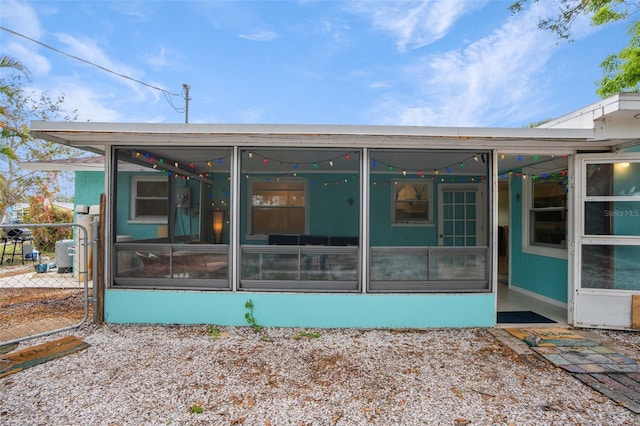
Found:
[508,175,568,303]
[74,171,104,208]
[105,289,495,328]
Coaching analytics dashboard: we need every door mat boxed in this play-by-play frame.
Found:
[505,327,598,347]
[497,311,556,324]
[0,335,89,378]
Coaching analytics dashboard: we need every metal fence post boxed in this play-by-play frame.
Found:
[91,218,99,323]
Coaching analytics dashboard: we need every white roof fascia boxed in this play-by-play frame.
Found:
[18,161,104,171]
[30,121,609,151]
[19,159,153,173]
[31,120,594,138]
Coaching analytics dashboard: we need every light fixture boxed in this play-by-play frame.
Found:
[619,162,631,168]
[212,210,225,243]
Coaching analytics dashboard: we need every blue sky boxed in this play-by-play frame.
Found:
[0,0,630,127]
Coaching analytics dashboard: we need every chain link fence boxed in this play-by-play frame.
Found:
[0,223,91,346]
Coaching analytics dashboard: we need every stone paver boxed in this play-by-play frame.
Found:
[505,327,640,414]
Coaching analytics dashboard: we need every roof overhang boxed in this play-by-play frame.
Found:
[541,92,640,127]
[30,121,630,154]
[19,156,106,171]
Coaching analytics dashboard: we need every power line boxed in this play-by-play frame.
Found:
[0,25,187,115]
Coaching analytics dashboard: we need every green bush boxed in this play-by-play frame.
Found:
[23,195,73,251]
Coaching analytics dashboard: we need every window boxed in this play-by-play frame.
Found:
[393,180,433,225]
[523,170,568,258]
[250,180,306,235]
[130,176,168,221]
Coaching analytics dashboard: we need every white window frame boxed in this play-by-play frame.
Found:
[522,169,568,259]
[247,178,308,238]
[391,179,434,226]
[129,176,168,224]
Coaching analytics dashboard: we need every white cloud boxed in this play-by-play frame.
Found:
[0,0,51,75]
[238,29,278,42]
[45,73,169,123]
[351,0,477,51]
[316,17,352,45]
[0,0,43,40]
[3,41,51,75]
[53,81,121,122]
[143,46,177,71]
[374,1,567,126]
[369,81,391,89]
[52,32,153,99]
[109,1,151,21]
[238,108,264,123]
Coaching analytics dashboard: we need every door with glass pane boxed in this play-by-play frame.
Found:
[438,184,485,246]
[574,154,640,329]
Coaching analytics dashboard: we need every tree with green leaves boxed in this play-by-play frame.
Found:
[0,56,26,162]
[510,0,640,97]
[0,55,80,223]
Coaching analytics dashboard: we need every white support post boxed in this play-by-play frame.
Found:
[360,147,369,293]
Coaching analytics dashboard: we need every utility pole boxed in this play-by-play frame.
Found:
[183,83,191,123]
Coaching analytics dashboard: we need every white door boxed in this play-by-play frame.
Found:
[438,184,486,246]
[573,153,640,329]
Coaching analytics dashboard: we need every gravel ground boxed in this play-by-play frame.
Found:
[1,324,639,425]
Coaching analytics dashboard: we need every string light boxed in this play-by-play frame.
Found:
[133,149,564,190]
[133,151,566,182]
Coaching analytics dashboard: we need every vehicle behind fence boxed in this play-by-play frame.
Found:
[0,223,91,346]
